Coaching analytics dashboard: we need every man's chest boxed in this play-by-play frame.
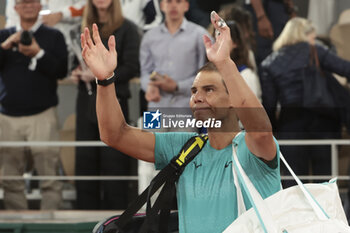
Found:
[178,150,235,196]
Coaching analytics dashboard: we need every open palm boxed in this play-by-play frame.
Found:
[203,12,232,64]
[81,24,117,80]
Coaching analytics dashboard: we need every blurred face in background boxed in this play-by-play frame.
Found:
[92,0,113,10]
[15,0,42,22]
[161,0,189,22]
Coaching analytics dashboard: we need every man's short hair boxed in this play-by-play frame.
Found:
[198,62,218,73]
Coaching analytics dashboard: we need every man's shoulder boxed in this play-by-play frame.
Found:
[0,27,16,33]
[0,27,16,39]
[185,20,208,34]
[143,24,163,37]
[141,25,165,47]
[155,132,197,142]
[154,132,199,170]
[232,131,246,145]
[155,132,200,150]
[234,131,279,148]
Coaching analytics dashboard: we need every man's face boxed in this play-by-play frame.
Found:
[189,71,232,121]
[15,0,41,22]
[160,0,189,22]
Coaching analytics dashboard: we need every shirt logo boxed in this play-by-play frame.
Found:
[193,161,202,169]
[224,161,232,168]
[143,110,162,129]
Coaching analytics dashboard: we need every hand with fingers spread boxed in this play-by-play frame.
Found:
[81,23,117,80]
[203,11,232,65]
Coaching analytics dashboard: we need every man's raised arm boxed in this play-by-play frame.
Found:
[81,24,155,162]
[204,12,276,161]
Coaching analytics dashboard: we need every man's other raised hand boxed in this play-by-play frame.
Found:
[81,24,117,80]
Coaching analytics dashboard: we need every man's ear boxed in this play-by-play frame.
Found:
[14,4,19,15]
[184,1,190,13]
[160,0,165,13]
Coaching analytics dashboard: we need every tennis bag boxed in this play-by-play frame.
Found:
[93,134,208,233]
[224,143,350,233]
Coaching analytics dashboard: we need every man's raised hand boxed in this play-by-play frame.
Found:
[81,24,117,80]
[203,11,232,65]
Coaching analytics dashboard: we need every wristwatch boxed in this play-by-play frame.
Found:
[95,73,116,86]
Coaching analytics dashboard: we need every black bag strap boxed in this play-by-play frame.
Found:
[157,180,176,232]
[109,134,208,232]
[138,175,177,233]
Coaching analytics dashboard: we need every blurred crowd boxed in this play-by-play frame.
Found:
[0,0,350,217]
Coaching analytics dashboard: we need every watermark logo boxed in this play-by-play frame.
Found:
[143,109,222,129]
[143,110,162,129]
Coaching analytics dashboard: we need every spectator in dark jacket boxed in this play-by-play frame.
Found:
[71,0,140,209]
[261,17,350,187]
[0,0,67,210]
[245,0,296,67]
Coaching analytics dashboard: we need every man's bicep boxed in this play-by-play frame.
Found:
[111,126,156,163]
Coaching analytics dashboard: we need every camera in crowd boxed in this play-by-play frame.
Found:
[20,30,33,46]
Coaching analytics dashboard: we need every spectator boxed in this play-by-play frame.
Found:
[227,5,257,73]
[244,0,296,66]
[119,0,163,117]
[6,0,86,73]
[71,0,140,210]
[80,11,280,232]
[225,20,261,101]
[208,5,257,73]
[260,17,350,187]
[120,0,163,31]
[0,0,67,209]
[140,0,209,117]
[217,5,256,50]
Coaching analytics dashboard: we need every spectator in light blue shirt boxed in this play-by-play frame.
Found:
[140,0,210,110]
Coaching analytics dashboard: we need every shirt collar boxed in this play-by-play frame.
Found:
[16,19,42,33]
[160,18,188,33]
